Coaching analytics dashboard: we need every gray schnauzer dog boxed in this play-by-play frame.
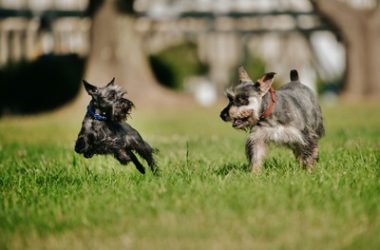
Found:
[74,78,156,174]
[220,67,324,172]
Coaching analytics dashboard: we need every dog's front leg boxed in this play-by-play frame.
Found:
[75,127,96,158]
[75,135,86,154]
[245,132,267,173]
[75,134,92,156]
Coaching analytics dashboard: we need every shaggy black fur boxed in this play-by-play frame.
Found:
[74,78,156,174]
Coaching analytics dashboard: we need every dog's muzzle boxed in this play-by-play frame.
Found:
[112,98,134,121]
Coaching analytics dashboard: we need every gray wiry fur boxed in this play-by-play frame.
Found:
[75,78,156,174]
[220,67,325,172]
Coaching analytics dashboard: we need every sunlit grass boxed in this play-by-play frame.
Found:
[0,103,380,250]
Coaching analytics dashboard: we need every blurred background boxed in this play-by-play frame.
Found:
[0,0,379,115]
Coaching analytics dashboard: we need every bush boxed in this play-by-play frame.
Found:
[149,42,208,90]
[244,51,267,81]
[0,54,84,115]
[316,77,343,95]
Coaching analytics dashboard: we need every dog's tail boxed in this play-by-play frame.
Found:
[290,69,299,81]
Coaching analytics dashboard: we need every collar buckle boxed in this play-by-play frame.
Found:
[87,106,107,121]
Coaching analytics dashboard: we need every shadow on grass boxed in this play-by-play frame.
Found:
[214,156,301,177]
[263,156,310,174]
[214,162,249,177]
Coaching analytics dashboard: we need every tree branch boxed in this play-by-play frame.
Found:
[312,0,360,28]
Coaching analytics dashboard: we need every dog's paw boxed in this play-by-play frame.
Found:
[75,137,86,153]
[83,152,94,158]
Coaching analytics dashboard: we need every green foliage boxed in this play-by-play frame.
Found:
[245,51,267,81]
[0,104,380,249]
[0,54,84,115]
[316,76,344,95]
[149,42,208,90]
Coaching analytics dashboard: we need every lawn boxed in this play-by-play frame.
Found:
[0,103,380,250]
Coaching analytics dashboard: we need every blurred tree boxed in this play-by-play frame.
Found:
[313,0,380,100]
[71,0,178,109]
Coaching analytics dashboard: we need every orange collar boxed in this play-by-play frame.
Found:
[260,87,276,119]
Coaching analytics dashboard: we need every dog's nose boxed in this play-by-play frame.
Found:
[220,111,229,121]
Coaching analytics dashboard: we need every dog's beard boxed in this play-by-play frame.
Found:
[232,116,257,130]
[111,107,128,121]
[232,117,251,129]
[230,107,258,130]
[111,99,133,121]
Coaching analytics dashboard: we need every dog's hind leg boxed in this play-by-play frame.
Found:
[135,142,156,173]
[115,149,145,174]
[127,150,146,174]
[294,139,319,171]
[123,131,156,173]
[301,144,319,171]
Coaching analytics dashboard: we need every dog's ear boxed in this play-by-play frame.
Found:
[106,77,115,87]
[83,80,98,96]
[225,88,234,101]
[238,66,253,83]
[255,72,276,96]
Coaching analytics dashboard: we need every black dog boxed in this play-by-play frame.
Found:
[74,78,156,174]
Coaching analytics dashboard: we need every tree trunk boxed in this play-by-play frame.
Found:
[313,0,380,100]
[367,5,380,98]
[68,0,183,111]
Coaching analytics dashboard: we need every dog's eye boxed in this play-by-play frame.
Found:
[108,91,117,99]
[235,96,249,106]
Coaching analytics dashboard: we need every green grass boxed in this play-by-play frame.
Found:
[1,103,380,250]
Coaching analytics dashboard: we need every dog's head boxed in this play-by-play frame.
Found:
[220,66,276,129]
[83,78,134,121]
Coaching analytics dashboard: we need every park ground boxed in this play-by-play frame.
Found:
[0,103,380,250]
